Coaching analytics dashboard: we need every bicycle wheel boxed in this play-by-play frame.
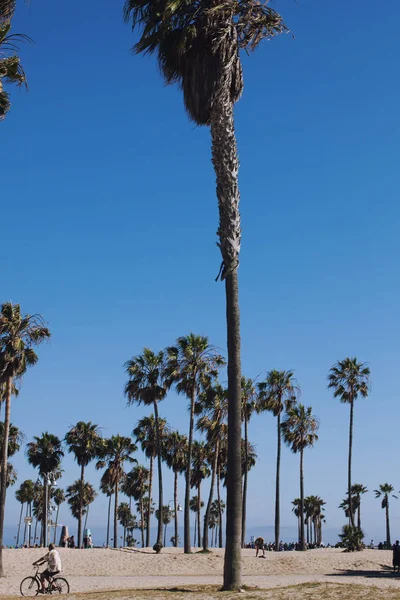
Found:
[51,577,70,594]
[20,576,40,596]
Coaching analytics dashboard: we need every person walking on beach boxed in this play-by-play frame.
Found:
[393,540,400,573]
[32,543,62,593]
[255,537,265,558]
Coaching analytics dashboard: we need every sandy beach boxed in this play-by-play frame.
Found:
[0,547,399,597]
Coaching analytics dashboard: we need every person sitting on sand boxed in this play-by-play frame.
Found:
[255,537,265,558]
[68,535,75,549]
[393,540,400,573]
[32,543,62,593]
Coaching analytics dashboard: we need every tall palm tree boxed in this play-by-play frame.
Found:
[196,382,228,551]
[155,504,173,547]
[257,370,298,551]
[96,436,137,549]
[190,440,210,548]
[125,348,170,552]
[122,465,149,548]
[66,480,97,528]
[21,479,35,546]
[124,2,287,589]
[351,484,368,531]
[241,377,257,547]
[26,432,63,547]
[190,495,203,547]
[281,404,319,551]
[52,488,65,544]
[374,484,397,547]
[162,431,188,547]
[65,421,102,548]
[117,502,133,547]
[291,498,302,543]
[166,334,224,554]
[100,472,114,548]
[328,358,370,527]
[0,302,50,575]
[132,415,168,547]
[15,484,25,546]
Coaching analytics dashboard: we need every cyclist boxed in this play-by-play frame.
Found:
[33,543,62,593]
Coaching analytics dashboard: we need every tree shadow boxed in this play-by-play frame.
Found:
[328,565,399,579]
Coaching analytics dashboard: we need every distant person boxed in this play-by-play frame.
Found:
[370,540,374,549]
[68,535,75,549]
[255,537,265,558]
[32,543,62,594]
[393,540,400,573]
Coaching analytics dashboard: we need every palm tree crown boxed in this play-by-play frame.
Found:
[328,358,370,404]
[26,433,64,475]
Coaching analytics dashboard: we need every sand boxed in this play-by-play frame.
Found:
[0,547,398,597]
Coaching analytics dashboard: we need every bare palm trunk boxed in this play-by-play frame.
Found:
[203,439,219,551]
[106,493,112,547]
[348,399,355,527]
[84,504,89,531]
[147,456,153,547]
[197,483,201,548]
[357,497,361,530]
[174,471,178,547]
[114,482,118,548]
[275,413,281,551]
[193,514,196,547]
[34,517,38,547]
[299,450,305,551]
[153,400,163,551]
[0,376,12,576]
[54,505,60,544]
[386,498,391,547]
[16,503,24,546]
[78,464,84,548]
[140,497,144,547]
[29,503,32,547]
[23,503,29,545]
[217,464,223,548]
[184,383,196,554]
[242,415,248,548]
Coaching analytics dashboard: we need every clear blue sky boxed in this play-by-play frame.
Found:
[2,0,400,545]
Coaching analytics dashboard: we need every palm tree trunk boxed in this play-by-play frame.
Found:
[197,482,201,548]
[0,376,12,576]
[164,522,167,547]
[84,504,89,531]
[147,456,153,547]
[23,502,29,545]
[114,481,118,548]
[78,464,84,549]
[123,524,126,547]
[275,413,281,551]
[140,497,144,548]
[106,493,112,547]
[193,514,196,547]
[29,503,33,547]
[222,271,242,589]
[34,517,38,547]
[54,505,60,544]
[348,399,355,527]
[217,465,223,548]
[357,498,361,530]
[184,383,196,554]
[16,502,24,546]
[386,498,391,547]
[242,415,248,548]
[203,439,219,551]
[299,449,305,551]
[153,400,164,551]
[174,471,178,547]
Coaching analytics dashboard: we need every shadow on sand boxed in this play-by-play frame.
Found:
[328,565,400,579]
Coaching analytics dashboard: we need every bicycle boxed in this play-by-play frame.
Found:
[20,565,70,596]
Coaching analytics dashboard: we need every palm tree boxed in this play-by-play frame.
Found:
[162,431,188,548]
[0,23,31,120]
[0,381,18,421]
[155,505,173,547]
[122,465,149,548]
[100,472,114,548]
[96,435,137,549]
[190,495,204,547]
[0,302,50,574]
[328,358,370,527]
[291,498,302,543]
[257,370,298,551]
[65,421,102,548]
[20,479,35,546]
[190,440,210,549]
[125,348,170,552]
[196,382,228,551]
[281,404,319,551]
[66,480,97,533]
[0,422,23,465]
[52,488,65,544]
[124,2,287,589]
[117,502,134,547]
[374,484,397,547]
[241,377,257,547]
[15,484,26,546]
[132,415,168,547]
[26,432,64,546]
[0,0,15,22]
[166,334,224,554]
[210,499,226,548]
[351,484,368,531]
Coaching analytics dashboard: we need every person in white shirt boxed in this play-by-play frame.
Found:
[33,543,62,593]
